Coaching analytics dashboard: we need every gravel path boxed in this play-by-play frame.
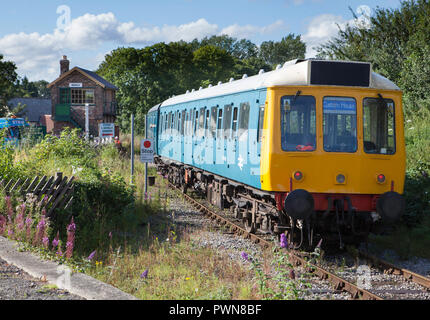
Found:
[0,257,84,300]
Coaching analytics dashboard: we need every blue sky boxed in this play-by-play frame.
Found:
[0,0,402,81]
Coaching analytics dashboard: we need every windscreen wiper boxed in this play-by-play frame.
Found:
[292,90,302,103]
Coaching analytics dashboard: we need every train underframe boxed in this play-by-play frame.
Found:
[156,156,404,250]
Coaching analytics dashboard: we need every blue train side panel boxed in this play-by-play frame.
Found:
[156,88,267,190]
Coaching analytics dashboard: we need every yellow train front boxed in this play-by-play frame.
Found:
[260,60,405,248]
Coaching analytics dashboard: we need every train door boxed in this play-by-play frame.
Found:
[237,100,251,184]
[180,109,186,163]
[196,106,206,166]
[168,111,174,158]
[251,90,267,187]
[222,103,233,172]
[208,106,218,171]
[191,107,199,166]
[215,105,224,168]
[202,107,211,171]
[226,95,240,172]
[183,108,192,165]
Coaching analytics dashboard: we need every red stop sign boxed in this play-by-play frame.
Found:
[143,140,151,149]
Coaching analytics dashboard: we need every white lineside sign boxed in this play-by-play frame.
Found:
[140,139,154,163]
[99,123,115,138]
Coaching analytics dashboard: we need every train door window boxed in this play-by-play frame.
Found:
[177,111,181,133]
[217,109,223,138]
[238,102,250,141]
[165,113,169,133]
[194,110,199,134]
[323,97,357,153]
[232,107,238,138]
[205,109,210,137]
[199,108,205,136]
[181,110,186,135]
[210,107,217,138]
[257,106,265,143]
[184,111,188,135]
[160,114,164,134]
[281,95,316,152]
[223,105,232,139]
[188,110,192,135]
[363,98,396,154]
[168,112,172,133]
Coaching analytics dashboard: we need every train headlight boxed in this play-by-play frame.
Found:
[377,174,386,184]
[293,171,303,181]
[336,174,346,184]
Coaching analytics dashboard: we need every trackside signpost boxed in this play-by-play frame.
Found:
[140,139,154,163]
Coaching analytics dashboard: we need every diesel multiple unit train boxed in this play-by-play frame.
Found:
[147,59,406,249]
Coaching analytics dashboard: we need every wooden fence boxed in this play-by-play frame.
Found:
[0,172,75,217]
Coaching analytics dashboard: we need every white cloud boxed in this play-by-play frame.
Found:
[0,12,284,81]
[302,5,371,58]
[220,20,284,39]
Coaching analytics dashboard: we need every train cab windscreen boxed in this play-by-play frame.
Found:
[363,97,396,155]
[281,95,316,152]
[323,97,357,153]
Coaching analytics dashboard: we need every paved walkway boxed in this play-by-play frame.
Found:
[0,236,137,300]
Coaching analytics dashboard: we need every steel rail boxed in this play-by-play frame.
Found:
[165,179,383,300]
[358,250,430,291]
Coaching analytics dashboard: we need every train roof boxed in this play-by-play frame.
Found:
[155,59,400,109]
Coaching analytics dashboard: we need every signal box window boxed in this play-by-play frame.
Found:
[323,97,357,153]
[363,98,396,155]
[281,95,316,152]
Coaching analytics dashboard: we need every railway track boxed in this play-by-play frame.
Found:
[161,176,430,300]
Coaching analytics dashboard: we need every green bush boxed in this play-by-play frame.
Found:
[403,109,430,225]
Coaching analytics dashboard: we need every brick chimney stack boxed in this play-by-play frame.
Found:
[60,55,70,75]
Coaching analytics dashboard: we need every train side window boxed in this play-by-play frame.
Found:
[232,107,238,138]
[210,107,217,138]
[223,105,232,139]
[363,98,396,155]
[239,102,250,140]
[217,109,223,138]
[257,106,265,143]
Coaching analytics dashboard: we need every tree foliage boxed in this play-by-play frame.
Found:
[0,54,18,116]
[260,34,306,67]
[97,35,306,133]
[316,0,430,115]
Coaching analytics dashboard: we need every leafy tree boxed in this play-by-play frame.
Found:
[0,54,18,116]
[259,34,306,68]
[316,0,430,114]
